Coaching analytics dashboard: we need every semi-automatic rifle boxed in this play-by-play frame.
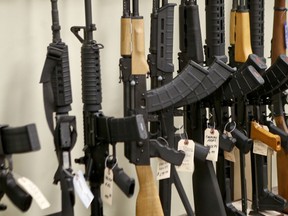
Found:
[119,0,228,215]
[0,124,40,212]
[71,0,152,215]
[179,1,228,216]
[147,1,212,215]
[41,1,77,215]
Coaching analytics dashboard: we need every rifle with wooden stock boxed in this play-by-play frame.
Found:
[119,0,213,215]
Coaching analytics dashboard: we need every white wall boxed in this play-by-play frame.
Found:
[0,0,276,215]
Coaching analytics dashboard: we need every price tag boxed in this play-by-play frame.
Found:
[253,140,268,156]
[156,158,171,180]
[204,128,219,162]
[17,177,50,209]
[176,139,195,173]
[73,170,94,208]
[102,167,113,205]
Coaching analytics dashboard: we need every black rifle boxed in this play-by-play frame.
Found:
[148,1,212,215]
[179,1,227,216]
[71,0,150,215]
[41,1,77,215]
[0,124,40,212]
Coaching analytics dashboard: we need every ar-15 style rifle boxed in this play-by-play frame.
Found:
[41,1,77,215]
[71,0,151,215]
[0,124,40,212]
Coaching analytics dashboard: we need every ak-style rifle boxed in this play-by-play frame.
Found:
[148,1,211,215]
[120,0,205,215]
[41,0,77,215]
[0,124,40,212]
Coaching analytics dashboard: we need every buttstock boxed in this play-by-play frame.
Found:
[135,165,164,216]
[250,121,281,151]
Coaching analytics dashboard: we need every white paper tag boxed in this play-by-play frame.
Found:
[156,158,171,180]
[102,167,113,205]
[73,170,94,208]
[253,140,268,156]
[17,177,50,209]
[224,146,236,162]
[176,139,195,173]
[204,128,220,162]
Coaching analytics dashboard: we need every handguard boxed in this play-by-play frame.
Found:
[145,60,208,112]
[250,121,281,152]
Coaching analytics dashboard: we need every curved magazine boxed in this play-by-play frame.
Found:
[145,60,208,112]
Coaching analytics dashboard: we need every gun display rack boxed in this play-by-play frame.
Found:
[1,0,288,216]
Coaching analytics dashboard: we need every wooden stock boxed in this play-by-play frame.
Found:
[136,165,164,216]
[131,18,149,75]
[121,18,131,56]
[250,121,281,152]
[235,11,253,63]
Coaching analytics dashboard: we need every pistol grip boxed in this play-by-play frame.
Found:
[135,165,164,216]
[235,12,253,63]
[121,18,131,56]
[131,18,149,75]
[250,121,281,151]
